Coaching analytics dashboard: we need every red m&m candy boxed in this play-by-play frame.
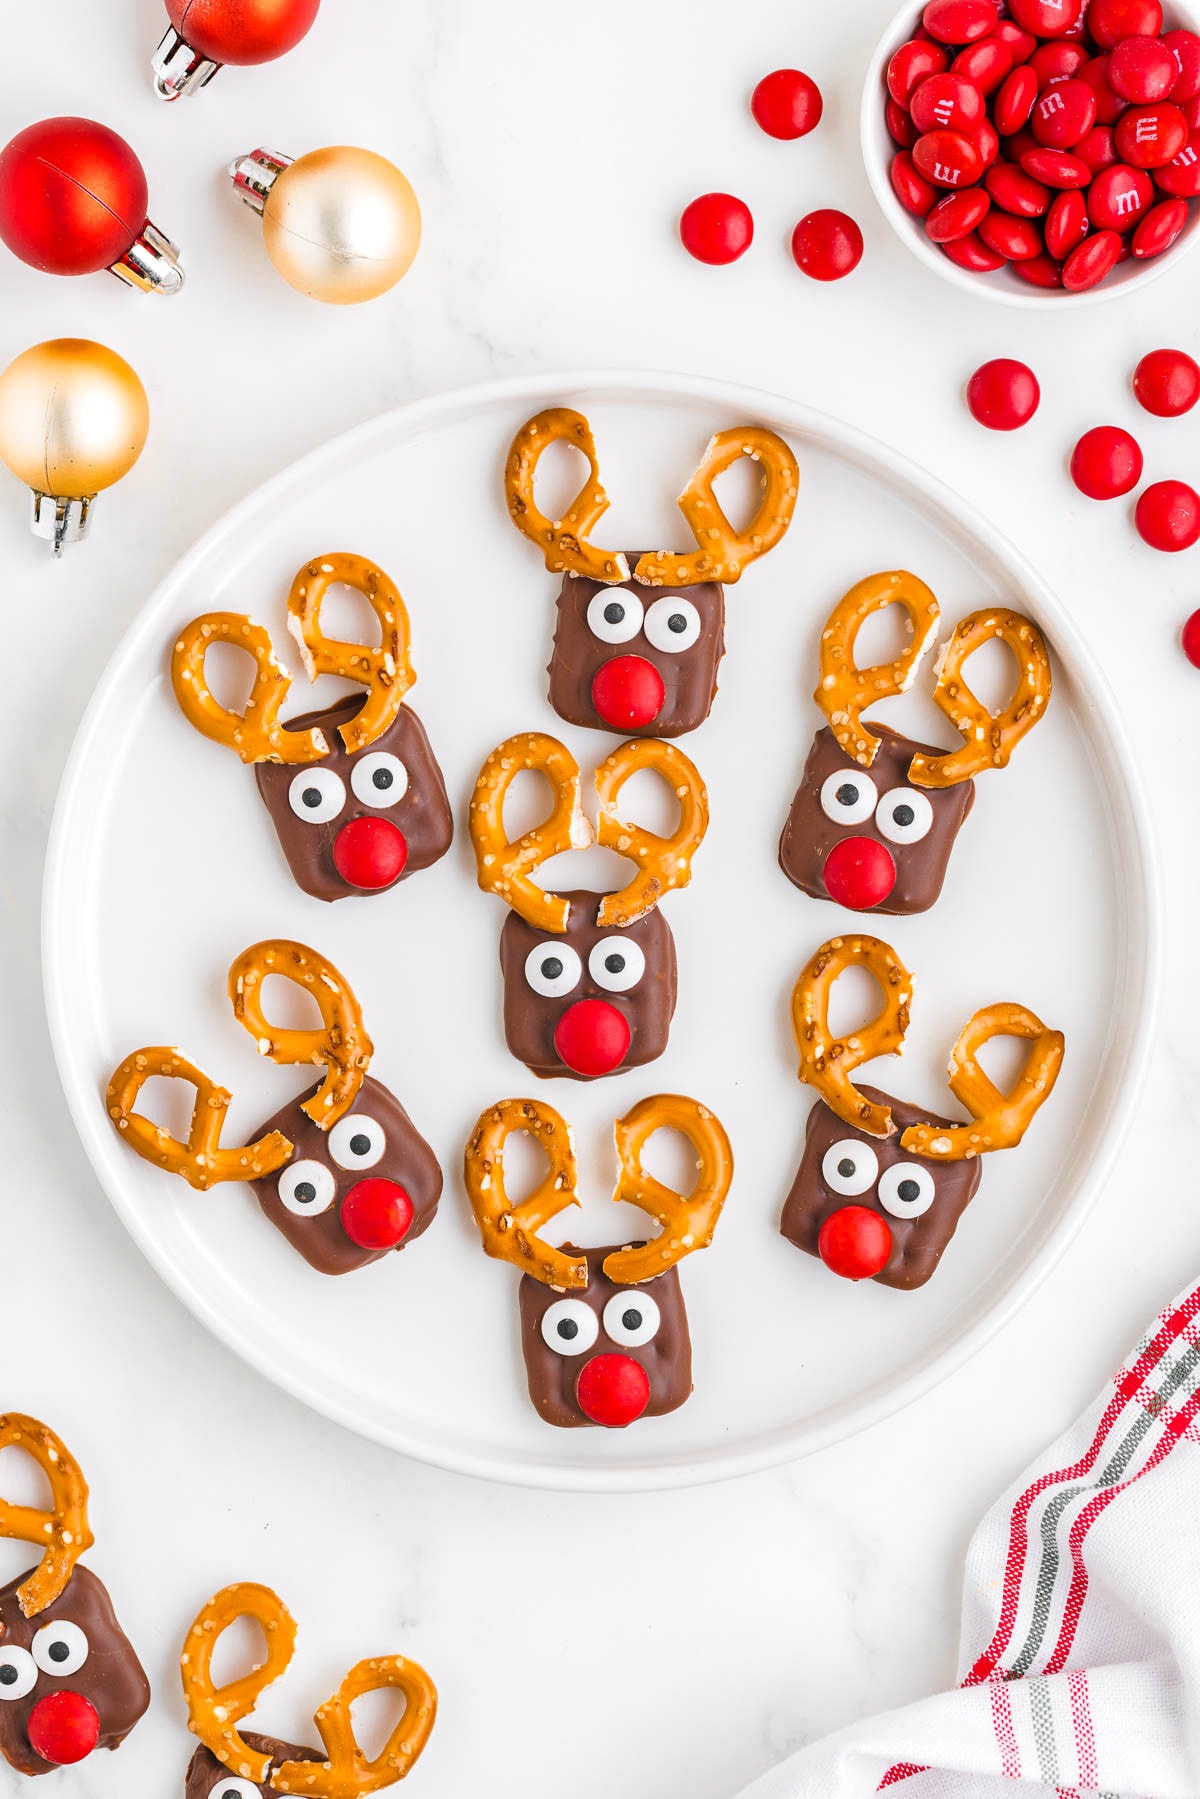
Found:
[1062,226,1122,285]
[994,63,1039,131]
[953,36,1015,91]
[926,186,992,239]
[1115,101,1188,166]
[1154,129,1200,194]
[1032,78,1097,148]
[1045,186,1090,254]
[979,207,1043,256]
[792,209,864,279]
[889,38,951,105]
[914,127,985,185]
[1135,479,1200,550]
[966,357,1040,427]
[1181,608,1200,666]
[1069,425,1143,497]
[1088,161,1153,227]
[986,161,1051,212]
[1132,195,1189,253]
[1007,0,1084,33]
[1133,347,1200,415]
[942,228,1006,266]
[1109,35,1178,102]
[1013,249,1064,283]
[751,69,824,139]
[1019,144,1092,184]
[1163,29,1200,100]
[1088,0,1164,49]
[923,0,1000,44]
[1028,40,1087,85]
[679,193,753,264]
[911,71,988,133]
[891,150,939,216]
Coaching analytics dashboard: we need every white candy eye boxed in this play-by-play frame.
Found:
[540,1298,600,1356]
[0,1646,36,1700]
[208,1781,263,1799]
[32,1620,88,1677]
[350,751,409,810]
[278,1158,336,1217]
[588,935,645,993]
[587,589,644,644]
[329,1113,386,1171]
[602,1290,661,1346]
[644,596,701,653]
[288,766,346,824]
[875,788,934,845]
[525,943,582,999]
[820,769,877,827]
[878,1162,935,1219]
[821,1139,879,1197]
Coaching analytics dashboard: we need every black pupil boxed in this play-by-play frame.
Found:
[295,1181,316,1204]
[898,1179,921,1204]
[837,1158,856,1178]
[604,953,625,974]
[836,783,859,808]
[541,957,564,981]
[603,602,625,625]
[372,767,393,790]
[667,612,688,634]
[621,1308,642,1331]
[557,1318,579,1341]
[0,1665,16,1685]
[47,1641,69,1663]
[349,1134,371,1157]
[894,804,915,827]
[302,786,322,808]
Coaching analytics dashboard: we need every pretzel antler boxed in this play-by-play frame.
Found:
[814,570,942,769]
[505,409,630,583]
[0,1415,94,1619]
[181,1583,299,1786]
[908,609,1052,789]
[594,739,709,928]
[272,1657,438,1797]
[791,935,913,1138]
[901,1004,1065,1161]
[463,1100,588,1290]
[286,554,415,759]
[469,732,593,933]
[633,426,799,587]
[172,614,329,766]
[604,1094,733,1285]
[228,942,373,1130]
[106,1049,293,1191]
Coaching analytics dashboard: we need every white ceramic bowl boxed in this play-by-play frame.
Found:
[861,0,1200,306]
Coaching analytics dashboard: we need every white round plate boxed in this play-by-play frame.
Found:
[44,371,1157,1491]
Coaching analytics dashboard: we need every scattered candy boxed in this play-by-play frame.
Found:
[792,209,864,279]
[1164,29,1200,100]
[1088,0,1163,50]
[1135,478,1200,550]
[1132,196,1189,254]
[1181,607,1200,666]
[1008,0,1084,33]
[751,68,824,139]
[889,38,952,105]
[1133,346,1200,415]
[979,206,1042,256]
[966,357,1040,427]
[1062,225,1121,286]
[927,186,992,238]
[891,149,939,214]
[1069,425,1143,497]
[1108,35,1177,101]
[1088,162,1152,227]
[680,192,753,264]
[1045,187,1090,255]
[923,0,1000,46]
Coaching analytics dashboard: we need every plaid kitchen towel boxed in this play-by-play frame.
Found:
[742,1281,1200,1799]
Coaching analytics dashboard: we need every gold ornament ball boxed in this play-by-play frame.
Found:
[262,146,422,305]
[0,339,149,498]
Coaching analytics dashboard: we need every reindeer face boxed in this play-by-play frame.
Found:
[186,1732,321,1799]
[498,892,677,1080]
[781,1088,983,1290]
[0,1566,149,1776]
[780,724,975,915]
[255,695,453,903]
[249,1075,442,1275]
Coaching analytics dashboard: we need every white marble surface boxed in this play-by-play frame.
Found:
[3,0,1200,1792]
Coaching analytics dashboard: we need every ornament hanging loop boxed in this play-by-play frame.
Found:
[229,148,294,216]
[111,220,185,295]
[152,27,220,101]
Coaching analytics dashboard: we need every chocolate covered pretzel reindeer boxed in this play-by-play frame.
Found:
[0,1415,149,1777]
[780,935,1064,1289]
[464,1095,733,1427]
[181,1582,437,1797]
[469,732,709,1079]
[505,408,799,737]
[779,572,1053,914]
[106,940,441,1275]
[172,553,453,901]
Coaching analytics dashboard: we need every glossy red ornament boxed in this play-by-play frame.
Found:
[994,63,1039,131]
[1116,101,1188,166]
[923,0,1000,44]
[341,1179,413,1250]
[1045,186,1091,253]
[911,71,987,132]
[591,654,666,726]
[887,99,920,147]
[1069,425,1143,496]
[680,193,753,265]
[986,161,1051,212]
[553,999,631,1077]
[967,358,1041,427]
[1152,128,1200,192]
[1180,608,1200,666]
[926,187,992,239]
[942,228,1007,266]
[751,68,824,138]
[980,207,1044,255]
[1164,28,1200,99]
[823,837,897,908]
[1013,249,1065,282]
[332,816,408,889]
[953,36,1015,91]
[1019,144,1092,184]
[792,209,864,279]
[889,39,951,105]
[818,1207,893,1281]
[1007,0,1084,33]
[1088,161,1153,226]
[1135,479,1200,549]
[155,0,321,98]
[26,1694,100,1766]
[1062,225,1122,284]
[1089,0,1163,46]
[1133,346,1200,414]
[576,1353,651,1428]
[1028,41,1088,86]
[892,150,939,215]
[1032,78,1097,146]
[1132,194,1189,251]
[914,127,984,184]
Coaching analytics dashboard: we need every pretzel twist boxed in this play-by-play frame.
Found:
[791,936,914,1138]
[181,1583,299,1786]
[286,554,414,758]
[604,1094,734,1285]
[468,733,593,934]
[106,1048,293,1191]
[171,613,328,766]
[814,570,942,769]
[504,409,630,583]
[0,1415,94,1619]
[901,1004,1065,1161]
[908,609,1052,789]
[594,739,709,928]
[272,1656,438,1797]
[633,426,799,587]
[463,1100,587,1290]
[228,942,373,1130]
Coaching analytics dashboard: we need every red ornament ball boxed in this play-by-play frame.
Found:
[1135,479,1200,550]
[680,192,753,264]
[791,209,864,279]
[0,117,148,275]
[817,1206,893,1281]
[966,357,1040,428]
[823,836,897,909]
[1070,425,1144,497]
[751,68,824,139]
[1133,347,1200,415]
[1180,608,1200,666]
[340,1179,413,1250]
[576,1353,651,1428]
[165,0,321,64]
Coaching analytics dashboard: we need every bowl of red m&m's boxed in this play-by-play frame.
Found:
[862,0,1200,303]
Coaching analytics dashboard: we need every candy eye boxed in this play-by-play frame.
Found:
[329,1113,386,1171]
[540,1298,600,1356]
[587,589,644,644]
[878,1162,935,1219]
[288,766,346,824]
[602,1290,661,1346]
[524,942,582,998]
[821,1139,879,1197]
[875,788,934,845]
[820,769,877,826]
[31,1620,88,1677]
[208,1782,263,1799]
[278,1158,336,1217]
[350,751,409,810]
[0,1646,36,1700]
[588,935,645,993]
[644,596,701,653]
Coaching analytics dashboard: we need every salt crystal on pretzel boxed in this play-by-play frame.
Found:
[228,941,373,1130]
[901,1002,1065,1161]
[0,1414,94,1619]
[106,1048,293,1190]
[813,570,942,769]
[181,1583,298,1785]
[791,935,914,1138]
[908,608,1052,790]
[633,425,800,587]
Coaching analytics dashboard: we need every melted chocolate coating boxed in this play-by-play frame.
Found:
[780,1088,984,1291]
[0,1564,149,1777]
[519,1246,691,1428]
[498,892,677,1079]
[255,694,453,902]
[249,1075,442,1276]
[779,724,975,916]
[185,1731,322,1798]
[548,557,724,738]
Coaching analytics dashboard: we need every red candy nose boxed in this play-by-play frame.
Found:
[341,1178,414,1250]
[591,655,666,729]
[823,836,896,910]
[553,999,631,1076]
[26,1692,100,1766]
[818,1206,893,1281]
[576,1353,652,1427]
[332,816,408,890]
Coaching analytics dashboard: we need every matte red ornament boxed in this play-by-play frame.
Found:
[154,0,321,99]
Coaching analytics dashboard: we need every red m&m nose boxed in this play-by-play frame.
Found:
[823,836,897,910]
[26,1692,100,1766]
[818,1207,894,1281]
[553,999,631,1077]
[341,1178,414,1250]
[591,655,666,730]
[332,816,408,889]
[576,1353,652,1427]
